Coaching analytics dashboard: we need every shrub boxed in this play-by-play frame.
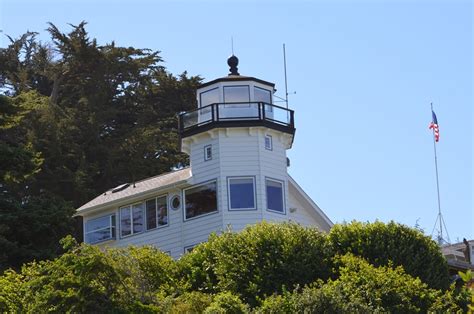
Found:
[0,238,177,312]
[178,222,333,306]
[204,292,248,314]
[328,220,450,290]
[257,254,468,313]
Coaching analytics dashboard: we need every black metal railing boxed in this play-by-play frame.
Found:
[179,102,294,136]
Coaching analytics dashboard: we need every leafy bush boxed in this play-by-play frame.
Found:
[0,237,176,312]
[328,220,450,290]
[204,292,248,314]
[257,254,467,313]
[178,222,333,306]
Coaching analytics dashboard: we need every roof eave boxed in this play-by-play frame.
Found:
[75,179,190,217]
[287,174,333,230]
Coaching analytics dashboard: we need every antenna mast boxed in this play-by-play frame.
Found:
[283,43,289,109]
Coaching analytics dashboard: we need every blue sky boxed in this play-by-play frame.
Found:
[1,0,472,241]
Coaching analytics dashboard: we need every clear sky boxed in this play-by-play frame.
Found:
[1,0,472,241]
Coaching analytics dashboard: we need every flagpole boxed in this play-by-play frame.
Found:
[430,102,448,244]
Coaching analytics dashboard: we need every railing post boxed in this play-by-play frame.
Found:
[290,110,294,127]
[211,103,215,122]
[261,102,265,121]
[216,103,219,121]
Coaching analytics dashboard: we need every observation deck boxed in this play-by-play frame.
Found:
[178,102,295,138]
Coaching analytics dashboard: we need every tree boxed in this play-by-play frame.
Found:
[328,220,450,290]
[0,22,200,271]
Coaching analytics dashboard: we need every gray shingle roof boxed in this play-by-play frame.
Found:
[76,168,192,213]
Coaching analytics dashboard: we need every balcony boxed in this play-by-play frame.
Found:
[178,102,295,138]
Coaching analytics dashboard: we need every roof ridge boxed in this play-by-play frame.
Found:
[108,166,190,191]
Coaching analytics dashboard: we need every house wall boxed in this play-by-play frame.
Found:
[82,185,225,259]
[185,126,297,233]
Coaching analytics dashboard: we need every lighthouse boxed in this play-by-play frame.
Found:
[179,55,295,231]
[77,56,331,257]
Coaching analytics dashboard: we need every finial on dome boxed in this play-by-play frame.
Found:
[227,55,239,76]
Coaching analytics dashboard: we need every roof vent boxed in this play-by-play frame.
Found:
[111,183,130,193]
[227,55,239,76]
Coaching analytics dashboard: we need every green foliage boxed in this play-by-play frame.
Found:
[0,240,177,312]
[204,292,248,314]
[257,254,467,313]
[458,270,474,313]
[178,222,332,306]
[328,220,450,290]
[0,22,200,271]
[0,224,470,312]
[0,193,75,271]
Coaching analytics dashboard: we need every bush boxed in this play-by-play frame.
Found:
[178,222,333,306]
[328,221,450,290]
[204,292,248,314]
[0,238,176,312]
[257,254,468,313]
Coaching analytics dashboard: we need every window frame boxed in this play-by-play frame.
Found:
[120,202,145,238]
[254,86,273,112]
[84,214,116,244]
[199,87,220,108]
[227,176,257,211]
[204,144,212,161]
[223,85,251,107]
[264,134,273,151]
[254,86,272,103]
[145,194,169,231]
[265,177,286,214]
[183,179,218,221]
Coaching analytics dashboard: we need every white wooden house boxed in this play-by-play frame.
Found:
[76,56,332,258]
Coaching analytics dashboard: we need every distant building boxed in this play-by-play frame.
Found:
[75,56,332,258]
[442,238,474,276]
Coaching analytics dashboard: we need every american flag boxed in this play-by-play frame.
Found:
[429,110,439,142]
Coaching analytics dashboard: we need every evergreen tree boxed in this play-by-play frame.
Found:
[0,22,200,271]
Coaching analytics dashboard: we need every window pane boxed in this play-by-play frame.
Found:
[85,228,111,244]
[132,203,144,234]
[146,199,157,230]
[200,88,219,107]
[255,87,271,103]
[85,215,114,244]
[185,181,217,219]
[224,86,250,103]
[157,196,168,226]
[121,206,131,237]
[266,180,284,213]
[229,178,255,209]
[85,216,109,233]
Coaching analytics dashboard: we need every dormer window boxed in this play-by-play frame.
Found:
[224,85,250,105]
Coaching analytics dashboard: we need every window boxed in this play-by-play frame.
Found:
[120,203,144,237]
[255,86,272,112]
[146,195,168,230]
[265,135,272,150]
[224,85,250,106]
[170,195,181,210]
[200,87,219,107]
[254,86,272,103]
[266,179,285,213]
[228,177,256,210]
[85,215,116,244]
[204,145,212,161]
[184,180,218,220]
